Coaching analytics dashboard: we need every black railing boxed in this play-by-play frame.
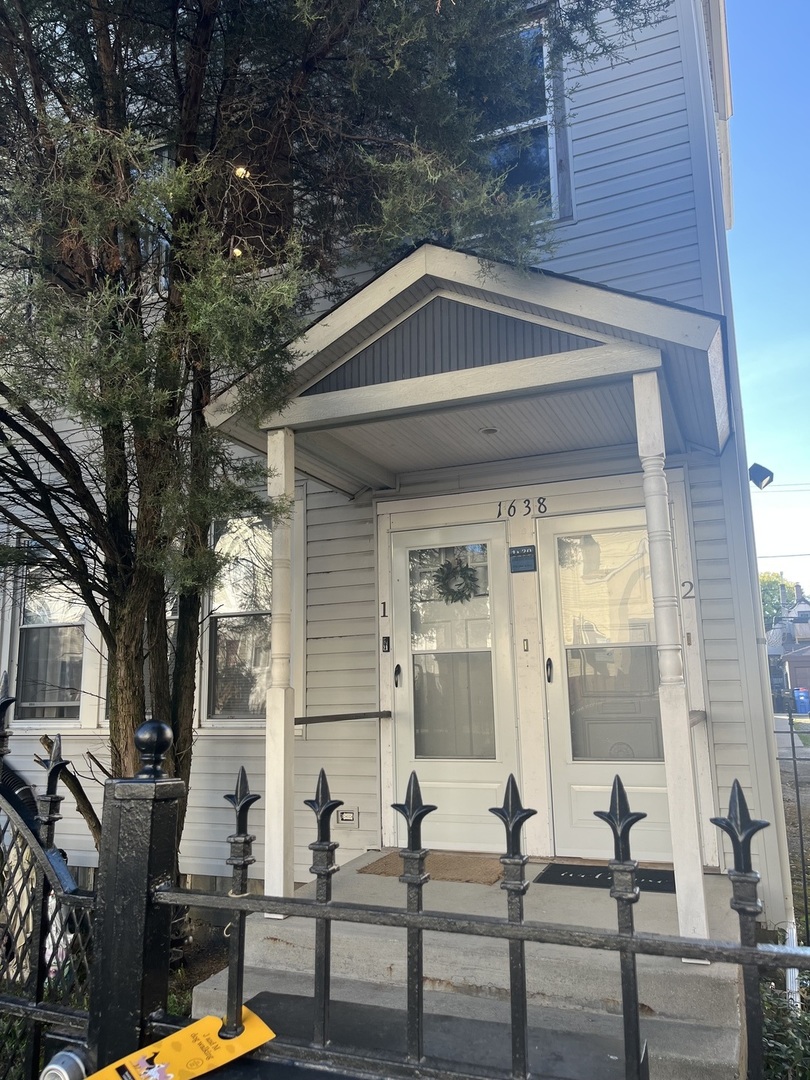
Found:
[777,707,810,947]
[294,710,391,725]
[149,762,790,1080]
[0,700,808,1080]
[0,678,95,1080]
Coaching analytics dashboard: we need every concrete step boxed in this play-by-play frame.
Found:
[238,909,740,1028]
[194,857,742,1077]
[193,968,740,1080]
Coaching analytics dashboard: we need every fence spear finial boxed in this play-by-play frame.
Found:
[594,775,647,863]
[225,766,261,835]
[490,774,536,859]
[0,670,15,760]
[305,768,343,844]
[37,732,71,796]
[392,771,436,852]
[711,779,769,875]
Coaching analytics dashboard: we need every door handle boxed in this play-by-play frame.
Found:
[546,657,553,683]
[394,663,402,687]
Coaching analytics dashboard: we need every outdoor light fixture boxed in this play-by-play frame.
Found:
[748,463,774,489]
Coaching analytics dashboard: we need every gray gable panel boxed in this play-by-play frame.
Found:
[301,297,601,395]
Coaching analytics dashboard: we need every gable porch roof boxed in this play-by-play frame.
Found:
[212,244,730,494]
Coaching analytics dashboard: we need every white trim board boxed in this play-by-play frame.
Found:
[263,343,661,433]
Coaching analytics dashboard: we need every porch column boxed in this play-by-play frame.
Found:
[265,427,295,898]
[633,371,709,939]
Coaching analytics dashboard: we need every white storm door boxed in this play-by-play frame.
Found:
[391,523,518,851]
[537,510,672,862]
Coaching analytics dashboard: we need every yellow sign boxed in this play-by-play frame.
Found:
[86,1008,275,1080]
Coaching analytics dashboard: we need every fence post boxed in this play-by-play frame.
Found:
[23,737,73,1078]
[393,772,436,1064]
[86,719,185,1069]
[305,769,342,1047]
[595,775,649,1080]
[711,779,770,1080]
[490,774,536,1080]
[220,766,261,1039]
[0,670,14,765]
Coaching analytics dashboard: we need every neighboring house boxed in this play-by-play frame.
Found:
[769,589,810,698]
[784,648,810,698]
[1,0,793,942]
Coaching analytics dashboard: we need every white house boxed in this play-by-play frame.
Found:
[1,0,793,942]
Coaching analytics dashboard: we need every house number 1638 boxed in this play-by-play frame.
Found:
[497,497,547,518]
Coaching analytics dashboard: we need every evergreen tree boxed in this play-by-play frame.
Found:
[0,0,668,824]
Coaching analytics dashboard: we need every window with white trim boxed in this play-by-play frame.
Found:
[473,21,571,218]
[17,577,85,721]
[207,517,272,720]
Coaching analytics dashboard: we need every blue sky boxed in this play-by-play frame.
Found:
[726,0,810,590]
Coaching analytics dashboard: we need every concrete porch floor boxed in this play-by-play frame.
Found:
[194,852,744,1078]
[301,848,739,936]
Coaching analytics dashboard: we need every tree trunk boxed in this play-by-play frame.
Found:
[107,591,149,779]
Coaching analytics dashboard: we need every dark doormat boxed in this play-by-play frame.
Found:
[534,862,676,894]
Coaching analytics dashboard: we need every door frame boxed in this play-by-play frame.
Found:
[536,506,672,861]
[388,522,520,851]
[375,469,703,856]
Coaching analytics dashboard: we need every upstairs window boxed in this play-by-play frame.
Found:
[17,578,84,721]
[484,24,553,202]
[461,20,568,215]
[207,518,272,720]
[489,122,551,202]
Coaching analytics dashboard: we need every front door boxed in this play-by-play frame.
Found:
[537,509,672,862]
[391,522,518,851]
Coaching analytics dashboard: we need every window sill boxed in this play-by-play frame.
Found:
[199,719,267,733]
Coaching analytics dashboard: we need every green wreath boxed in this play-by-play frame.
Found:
[433,558,480,604]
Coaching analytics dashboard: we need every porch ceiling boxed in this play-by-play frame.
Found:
[304,383,638,470]
[290,377,684,495]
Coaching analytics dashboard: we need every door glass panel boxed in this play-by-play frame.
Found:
[409,544,495,759]
[557,528,663,762]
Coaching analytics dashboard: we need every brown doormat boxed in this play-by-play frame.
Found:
[359,850,502,885]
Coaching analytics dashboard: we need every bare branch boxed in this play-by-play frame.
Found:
[39,734,102,849]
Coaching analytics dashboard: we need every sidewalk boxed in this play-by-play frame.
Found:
[773,712,810,759]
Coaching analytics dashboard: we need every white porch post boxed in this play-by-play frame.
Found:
[265,427,295,898]
[633,371,709,939]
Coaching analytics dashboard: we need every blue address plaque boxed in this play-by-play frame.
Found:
[509,545,537,573]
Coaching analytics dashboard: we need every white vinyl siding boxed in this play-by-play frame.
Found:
[3,733,108,868]
[180,735,266,876]
[294,483,380,880]
[687,461,756,870]
[3,732,268,879]
[543,15,709,307]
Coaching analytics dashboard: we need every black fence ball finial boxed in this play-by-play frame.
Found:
[133,719,174,780]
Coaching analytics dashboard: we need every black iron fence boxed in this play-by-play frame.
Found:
[2,701,810,1079]
[0,678,94,1080]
